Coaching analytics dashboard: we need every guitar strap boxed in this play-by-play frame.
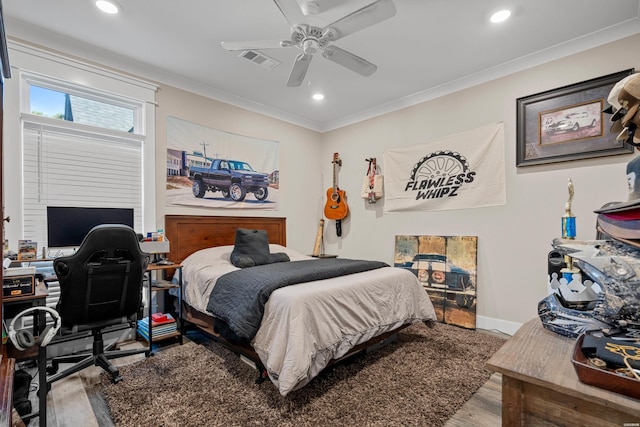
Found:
[334,188,343,237]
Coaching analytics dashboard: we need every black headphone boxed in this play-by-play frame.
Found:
[9,306,61,351]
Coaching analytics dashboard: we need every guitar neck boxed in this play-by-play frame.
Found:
[331,153,341,193]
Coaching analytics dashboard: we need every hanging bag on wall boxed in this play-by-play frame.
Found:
[360,158,383,203]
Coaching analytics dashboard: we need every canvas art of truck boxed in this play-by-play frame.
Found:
[189,158,270,202]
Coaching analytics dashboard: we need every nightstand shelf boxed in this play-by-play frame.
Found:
[142,263,183,353]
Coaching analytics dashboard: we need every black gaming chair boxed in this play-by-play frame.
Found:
[48,224,150,386]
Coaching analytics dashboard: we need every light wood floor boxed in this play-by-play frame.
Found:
[445,372,502,427]
[18,334,504,427]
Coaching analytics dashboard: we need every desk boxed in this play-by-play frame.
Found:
[486,318,640,426]
[2,282,49,426]
[3,282,48,359]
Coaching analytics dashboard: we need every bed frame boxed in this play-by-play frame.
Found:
[165,215,287,264]
[164,215,405,383]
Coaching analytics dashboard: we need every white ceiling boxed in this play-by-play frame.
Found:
[3,0,640,132]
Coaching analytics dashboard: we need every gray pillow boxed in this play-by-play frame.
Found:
[230,228,271,268]
[269,252,290,264]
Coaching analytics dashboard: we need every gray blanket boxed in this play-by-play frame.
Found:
[206,258,388,340]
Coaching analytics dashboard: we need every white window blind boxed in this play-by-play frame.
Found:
[23,121,143,250]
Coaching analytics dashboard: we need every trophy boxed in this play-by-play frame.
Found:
[562,179,576,239]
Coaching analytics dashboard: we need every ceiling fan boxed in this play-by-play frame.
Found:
[221,0,397,87]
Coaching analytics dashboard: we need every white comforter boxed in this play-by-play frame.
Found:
[181,244,437,396]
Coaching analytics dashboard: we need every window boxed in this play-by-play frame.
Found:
[29,85,135,132]
[3,41,157,253]
[22,119,143,249]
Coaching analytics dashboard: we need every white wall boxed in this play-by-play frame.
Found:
[4,29,639,335]
[319,34,640,334]
[154,85,324,252]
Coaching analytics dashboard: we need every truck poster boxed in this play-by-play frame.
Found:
[166,116,279,210]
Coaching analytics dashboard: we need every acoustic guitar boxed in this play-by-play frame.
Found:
[324,153,348,236]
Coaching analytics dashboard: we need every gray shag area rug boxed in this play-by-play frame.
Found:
[100,322,506,427]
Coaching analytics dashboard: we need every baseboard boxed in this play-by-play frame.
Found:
[476,315,523,336]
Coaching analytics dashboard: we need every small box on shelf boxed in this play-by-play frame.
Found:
[3,274,35,298]
[17,239,37,261]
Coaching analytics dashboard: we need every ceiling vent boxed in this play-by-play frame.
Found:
[239,50,280,70]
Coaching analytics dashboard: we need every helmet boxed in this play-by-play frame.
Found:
[539,238,640,338]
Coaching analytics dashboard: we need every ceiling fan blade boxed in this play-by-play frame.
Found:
[286,53,313,87]
[325,0,397,40]
[221,40,292,51]
[321,45,377,77]
[273,0,306,28]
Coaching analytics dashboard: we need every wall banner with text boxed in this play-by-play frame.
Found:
[383,122,506,213]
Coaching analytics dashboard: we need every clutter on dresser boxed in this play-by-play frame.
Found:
[572,329,640,400]
[540,236,640,398]
[539,127,640,397]
[540,149,640,340]
[540,237,640,338]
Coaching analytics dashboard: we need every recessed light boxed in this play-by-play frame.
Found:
[490,9,511,23]
[312,93,324,101]
[96,0,121,15]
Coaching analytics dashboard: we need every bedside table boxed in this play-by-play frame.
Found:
[143,263,183,353]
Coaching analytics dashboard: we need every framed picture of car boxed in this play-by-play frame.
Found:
[516,69,635,167]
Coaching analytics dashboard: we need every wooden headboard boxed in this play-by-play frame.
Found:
[164,215,286,264]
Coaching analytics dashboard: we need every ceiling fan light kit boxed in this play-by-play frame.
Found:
[221,0,397,87]
[301,1,320,16]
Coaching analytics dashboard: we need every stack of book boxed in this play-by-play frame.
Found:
[137,312,177,341]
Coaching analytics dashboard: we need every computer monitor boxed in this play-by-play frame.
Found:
[46,206,135,248]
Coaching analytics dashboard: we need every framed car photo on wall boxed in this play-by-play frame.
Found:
[516,69,635,167]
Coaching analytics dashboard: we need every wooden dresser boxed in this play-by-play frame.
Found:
[487,318,640,426]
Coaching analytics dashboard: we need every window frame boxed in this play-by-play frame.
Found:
[3,40,157,250]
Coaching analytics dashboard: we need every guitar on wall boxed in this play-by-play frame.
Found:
[323,152,349,236]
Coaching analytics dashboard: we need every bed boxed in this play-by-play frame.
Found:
[165,215,437,396]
